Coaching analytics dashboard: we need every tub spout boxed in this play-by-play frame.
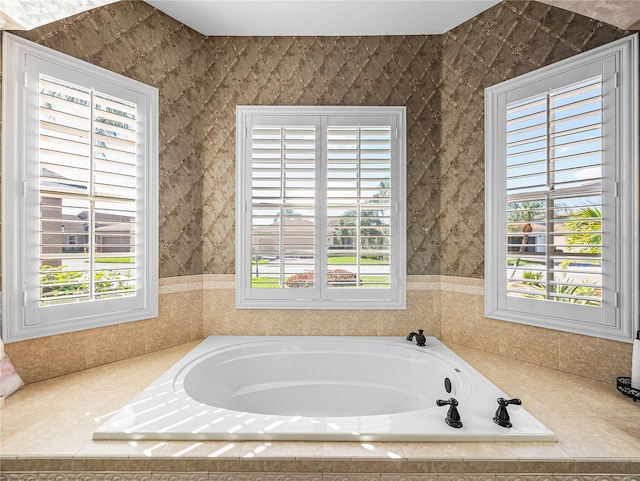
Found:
[406,329,426,346]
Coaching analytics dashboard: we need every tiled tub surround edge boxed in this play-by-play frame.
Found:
[3,275,633,385]
[1,336,639,469]
[1,467,639,480]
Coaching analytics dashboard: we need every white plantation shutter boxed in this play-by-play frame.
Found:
[237,107,406,309]
[3,33,158,342]
[326,125,392,290]
[38,76,138,305]
[505,76,604,307]
[485,35,638,341]
[250,125,317,293]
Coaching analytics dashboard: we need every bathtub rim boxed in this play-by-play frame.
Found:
[92,335,557,442]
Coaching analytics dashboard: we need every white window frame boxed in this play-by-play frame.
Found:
[2,33,158,343]
[236,106,406,309]
[485,34,638,342]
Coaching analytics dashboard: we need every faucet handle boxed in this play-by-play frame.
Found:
[436,397,463,428]
[493,397,522,428]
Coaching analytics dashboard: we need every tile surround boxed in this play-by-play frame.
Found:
[0,475,638,481]
[1,338,639,477]
[3,275,633,386]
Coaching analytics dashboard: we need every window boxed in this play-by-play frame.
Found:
[236,106,406,309]
[485,34,638,341]
[2,33,158,342]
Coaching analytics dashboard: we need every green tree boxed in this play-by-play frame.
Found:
[506,201,545,223]
[332,181,390,248]
[272,208,301,224]
[564,206,601,254]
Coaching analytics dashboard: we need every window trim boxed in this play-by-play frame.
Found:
[236,105,406,309]
[484,34,638,342]
[2,32,159,343]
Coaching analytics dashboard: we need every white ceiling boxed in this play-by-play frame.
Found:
[144,0,501,36]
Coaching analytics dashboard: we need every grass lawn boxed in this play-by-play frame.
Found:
[507,258,545,267]
[88,257,134,264]
[251,274,389,288]
[327,256,388,265]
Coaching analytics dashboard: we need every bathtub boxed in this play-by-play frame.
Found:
[93,336,556,441]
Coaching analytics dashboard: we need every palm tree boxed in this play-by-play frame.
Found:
[507,201,544,277]
[564,206,601,254]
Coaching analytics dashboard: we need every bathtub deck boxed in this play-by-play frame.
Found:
[92,336,556,442]
[1,340,639,477]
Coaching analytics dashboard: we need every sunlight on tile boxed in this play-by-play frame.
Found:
[208,443,236,457]
[171,442,204,457]
[142,442,167,457]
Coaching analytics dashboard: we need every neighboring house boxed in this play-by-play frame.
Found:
[39,168,133,265]
[251,216,388,259]
[251,218,314,257]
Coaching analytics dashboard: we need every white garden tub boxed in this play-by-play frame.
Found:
[93,336,556,441]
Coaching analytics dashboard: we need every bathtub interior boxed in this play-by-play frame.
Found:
[93,336,557,442]
[181,340,466,417]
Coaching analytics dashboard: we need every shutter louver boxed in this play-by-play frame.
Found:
[505,76,603,306]
[38,75,137,305]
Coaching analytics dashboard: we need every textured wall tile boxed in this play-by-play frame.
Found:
[436,0,628,277]
[3,331,87,384]
[558,331,633,381]
[9,1,207,278]
[496,477,553,481]
[199,34,441,275]
[27,475,154,481]
[498,322,560,370]
[381,475,437,481]
[152,474,208,481]
[324,475,380,481]
[83,321,147,369]
[439,476,495,481]
[266,475,322,481]
[211,475,266,481]
[2,0,631,282]
[554,477,640,481]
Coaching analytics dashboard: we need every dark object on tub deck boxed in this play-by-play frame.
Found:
[436,397,463,428]
[493,397,522,428]
[616,377,640,402]
[406,329,426,346]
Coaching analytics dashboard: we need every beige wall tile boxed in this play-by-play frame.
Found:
[5,275,635,387]
[203,288,235,334]
[497,323,559,370]
[439,289,497,353]
[558,332,633,382]
[145,291,199,352]
[84,321,147,369]
[302,314,343,336]
[4,332,86,384]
